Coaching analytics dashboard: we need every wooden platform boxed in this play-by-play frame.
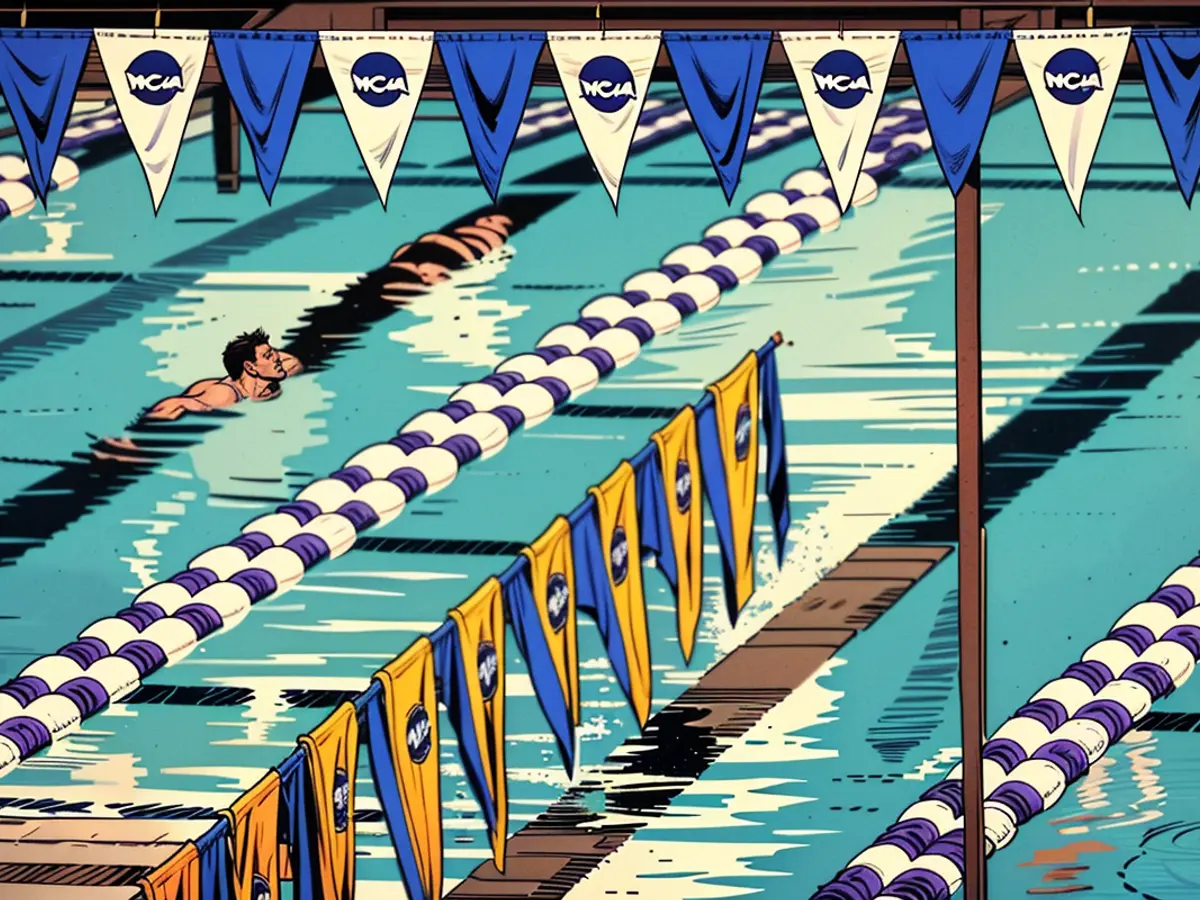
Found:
[0,817,216,897]
[446,542,952,899]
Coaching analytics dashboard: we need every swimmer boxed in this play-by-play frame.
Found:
[143,328,302,421]
[381,213,513,301]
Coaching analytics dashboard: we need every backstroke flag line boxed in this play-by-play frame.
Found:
[780,31,900,212]
[94,29,209,214]
[547,30,661,211]
[438,31,546,202]
[903,30,1010,195]
[320,31,435,209]
[221,770,282,900]
[368,639,442,900]
[664,31,772,203]
[1015,28,1131,218]
[0,29,91,204]
[1131,31,1200,205]
[210,30,318,203]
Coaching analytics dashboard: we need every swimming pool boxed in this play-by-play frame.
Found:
[1,81,1198,900]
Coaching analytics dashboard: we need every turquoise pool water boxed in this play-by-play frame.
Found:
[0,83,1198,899]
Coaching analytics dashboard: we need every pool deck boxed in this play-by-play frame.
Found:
[447,542,953,899]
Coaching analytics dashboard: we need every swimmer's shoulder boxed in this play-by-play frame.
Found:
[186,378,241,406]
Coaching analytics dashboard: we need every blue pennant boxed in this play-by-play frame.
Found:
[0,29,91,204]
[210,30,317,203]
[663,31,771,204]
[1134,31,1200,206]
[903,30,1011,195]
[437,32,546,202]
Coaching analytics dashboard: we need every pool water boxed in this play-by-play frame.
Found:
[0,82,1198,899]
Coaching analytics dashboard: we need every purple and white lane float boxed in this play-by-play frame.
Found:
[0,100,931,776]
[811,563,1200,900]
[0,155,80,221]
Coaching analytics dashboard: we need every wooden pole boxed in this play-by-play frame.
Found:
[212,86,241,195]
[955,153,987,900]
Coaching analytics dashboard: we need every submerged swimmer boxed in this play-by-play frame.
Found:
[144,328,302,421]
[380,213,512,301]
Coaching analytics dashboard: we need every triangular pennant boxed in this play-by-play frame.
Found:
[437,31,546,202]
[0,29,91,205]
[663,31,771,203]
[319,31,434,209]
[547,30,661,212]
[903,30,1011,196]
[780,31,899,212]
[94,29,209,214]
[210,30,318,203]
[1014,28,1131,219]
[1132,31,1200,206]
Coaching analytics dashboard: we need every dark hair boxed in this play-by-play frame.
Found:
[223,328,270,379]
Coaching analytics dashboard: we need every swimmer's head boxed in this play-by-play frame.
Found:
[223,328,286,381]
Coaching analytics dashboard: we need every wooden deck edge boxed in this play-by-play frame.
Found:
[445,542,953,899]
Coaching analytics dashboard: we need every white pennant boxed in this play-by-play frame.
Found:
[548,31,661,211]
[94,29,209,214]
[1014,28,1131,218]
[320,31,435,209]
[780,31,899,213]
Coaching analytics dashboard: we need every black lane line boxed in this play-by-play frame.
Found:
[873,272,1200,545]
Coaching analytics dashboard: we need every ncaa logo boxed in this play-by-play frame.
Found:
[332,768,351,833]
[477,640,499,702]
[547,572,570,633]
[578,55,637,114]
[812,49,871,110]
[125,50,184,106]
[251,875,271,900]
[1043,48,1102,105]
[406,703,432,764]
[735,403,752,462]
[351,52,410,108]
[610,526,630,586]
[675,459,692,514]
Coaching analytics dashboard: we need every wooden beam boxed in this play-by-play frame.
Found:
[212,85,241,194]
[954,10,987,900]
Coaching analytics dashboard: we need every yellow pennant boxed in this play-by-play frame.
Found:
[376,638,443,900]
[708,351,760,616]
[450,577,509,869]
[298,700,359,900]
[650,405,704,664]
[521,517,581,726]
[588,461,652,726]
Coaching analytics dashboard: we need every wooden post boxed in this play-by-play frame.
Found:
[212,86,241,194]
[956,152,987,900]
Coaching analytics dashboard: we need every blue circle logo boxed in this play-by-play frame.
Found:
[477,640,499,701]
[406,703,432,764]
[125,50,184,106]
[812,50,871,110]
[1043,48,1102,105]
[351,52,410,108]
[332,767,350,833]
[250,875,271,900]
[735,403,753,462]
[547,572,570,633]
[610,526,630,586]
[578,56,637,114]
[675,459,693,514]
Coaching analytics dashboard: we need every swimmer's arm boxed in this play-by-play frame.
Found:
[278,351,303,377]
[144,381,237,420]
